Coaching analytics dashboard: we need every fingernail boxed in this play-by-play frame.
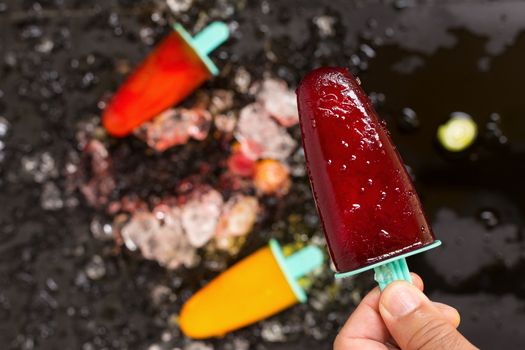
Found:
[381,282,424,317]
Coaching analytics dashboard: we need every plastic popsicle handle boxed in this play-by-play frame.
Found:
[372,240,443,290]
[192,22,230,55]
[269,239,324,303]
[174,21,229,76]
[374,258,412,291]
[285,245,325,280]
[372,240,442,290]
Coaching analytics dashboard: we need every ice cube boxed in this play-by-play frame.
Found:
[235,103,297,160]
[256,78,299,127]
[215,195,259,238]
[181,187,224,247]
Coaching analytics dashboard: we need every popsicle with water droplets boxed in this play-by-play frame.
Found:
[296,67,440,290]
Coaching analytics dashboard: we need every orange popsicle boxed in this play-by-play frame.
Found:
[179,240,324,338]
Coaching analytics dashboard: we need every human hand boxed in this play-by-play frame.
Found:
[334,273,478,350]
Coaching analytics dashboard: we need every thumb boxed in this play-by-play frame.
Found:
[379,281,478,350]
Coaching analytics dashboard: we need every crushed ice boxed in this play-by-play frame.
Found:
[235,103,297,160]
[73,76,303,268]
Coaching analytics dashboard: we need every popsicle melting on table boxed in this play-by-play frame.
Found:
[103,22,229,137]
[296,67,440,290]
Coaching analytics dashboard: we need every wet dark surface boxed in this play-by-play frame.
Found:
[1,0,525,349]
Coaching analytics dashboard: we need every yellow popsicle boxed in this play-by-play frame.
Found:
[179,239,323,338]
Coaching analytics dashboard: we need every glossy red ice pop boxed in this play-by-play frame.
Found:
[103,22,229,137]
[297,67,440,289]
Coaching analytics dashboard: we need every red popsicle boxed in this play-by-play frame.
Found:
[103,22,229,137]
[297,67,440,288]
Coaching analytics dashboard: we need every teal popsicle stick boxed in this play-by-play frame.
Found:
[374,258,412,291]
[174,21,230,76]
[192,21,230,55]
[285,245,324,280]
[269,239,324,303]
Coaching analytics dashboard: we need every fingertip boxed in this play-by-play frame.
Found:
[337,285,392,345]
[380,284,477,350]
[379,281,429,319]
[433,302,461,328]
[409,273,424,291]
[358,285,381,307]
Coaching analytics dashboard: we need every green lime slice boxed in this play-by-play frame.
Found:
[437,112,478,152]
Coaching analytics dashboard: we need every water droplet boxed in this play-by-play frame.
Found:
[380,191,387,201]
[166,0,193,14]
[327,159,332,165]
[0,117,9,138]
[369,92,385,107]
[340,164,347,171]
[311,119,317,128]
[261,321,287,342]
[489,113,501,122]
[360,187,365,194]
[313,15,336,38]
[484,113,508,147]
[367,179,373,187]
[35,38,54,54]
[398,107,420,132]
[261,0,271,14]
[81,72,96,88]
[341,140,349,148]
[90,217,113,241]
[478,209,499,229]
[85,255,106,280]
[351,155,357,161]
[477,56,491,72]
[380,229,390,237]
[139,27,155,46]
[366,160,371,165]
[360,44,376,58]
[376,204,382,210]
[405,165,416,181]
[394,0,416,10]
[350,54,361,67]
[41,182,63,211]
[46,278,59,291]
[394,187,400,193]
[420,225,425,232]
[348,203,361,214]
